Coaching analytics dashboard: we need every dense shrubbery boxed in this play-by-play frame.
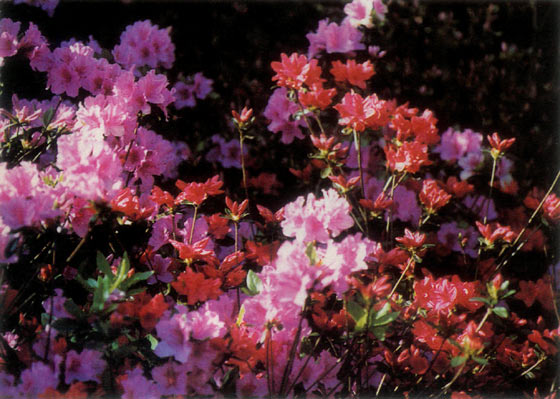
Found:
[0,1,558,398]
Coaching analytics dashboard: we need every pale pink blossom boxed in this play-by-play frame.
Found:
[307,19,365,58]
[190,302,226,340]
[113,20,175,71]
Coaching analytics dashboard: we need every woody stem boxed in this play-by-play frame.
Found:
[239,128,249,201]
[476,307,492,333]
[188,205,198,245]
[495,169,560,273]
[353,128,365,199]
[389,256,414,297]
[484,156,498,224]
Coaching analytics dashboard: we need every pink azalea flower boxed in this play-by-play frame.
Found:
[42,288,72,319]
[47,62,81,97]
[120,367,159,399]
[138,70,169,104]
[146,254,173,284]
[321,234,373,294]
[151,361,188,396]
[173,80,196,108]
[154,306,193,363]
[0,221,17,263]
[192,72,213,99]
[437,222,478,258]
[263,87,305,144]
[299,350,341,391]
[13,0,59,17]
[0,18,20,59]
[190,302,226,340]
[281,188,353,243]
[56,130,124,200]
[18,361,58,396]
[0,371,15,398]
[113,20,175,71]
[64,349,106,384]
[205,134,247,169]
[76,94,133,138]
[307,19,365,58]
[463,195,497,221]
[265,240,315,308]
[344,0,375,28]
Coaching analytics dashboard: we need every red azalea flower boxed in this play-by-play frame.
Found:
[171,268,223,305]
[396,228,426,249]
[487,132,515,159]
[328,174,360,193]
[445,176,474,199]
[232,106,253,126]
[110,187,154,220]
[333,91,372,132]
[175,175,224,206]
[245,240,280,266]
[298,84,336,110]
[409,109,439,145]
[384,141,432,174]
[515,277,554,311]
[256,204,284,225]
[271,52,324,90]
[419,179,452,214]
[169,237,219,266]
[475,221,516,246]
[542,193,560,223]
[247,172,283,195]
[204,213,231,239]
[138,293,168,331]
[330,59,375,89]
[225,197,249,222]
[150,185,174,209]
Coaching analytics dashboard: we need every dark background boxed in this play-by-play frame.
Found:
[1,0,559,189]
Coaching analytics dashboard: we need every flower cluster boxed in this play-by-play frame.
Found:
[0,1,558,398]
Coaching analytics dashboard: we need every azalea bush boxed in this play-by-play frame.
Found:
[0,0,558,398]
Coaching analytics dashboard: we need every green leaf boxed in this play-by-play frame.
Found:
[346,300,367,331]
[236,304,245,326]
[75,274,97,292]
[371,310,400,327]
[63,299,85,319]
[501,289,516,299]
[450,356,467,367]
[126,287,147,296]
[42,108,55,128]
[52,318,83,334]
[112,253,131,292]
[492,306,509,318]
[469,297,491,306]
[92,275,110,313]
[472,356,489,366]
[120,271,154,291]
[320,166,332,179]
[499,280,510,292]
[245,270,262,296]
[372,326,388,341]
[96,251,114,277]
[305,242,317,265]
[146,334,158,350]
